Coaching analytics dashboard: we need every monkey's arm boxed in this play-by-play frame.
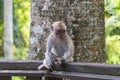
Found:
[45,34,53,57]
[43,34,54,67]
[38,34,54,70]
[62,35,74,62]
[62,50,71,61]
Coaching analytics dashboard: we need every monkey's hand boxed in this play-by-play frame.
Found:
[38,64,50,70]
[55,57,65,65]
[38,64,53,72]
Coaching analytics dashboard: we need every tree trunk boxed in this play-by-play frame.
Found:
[29,0,106,62]
[4,0,13,59]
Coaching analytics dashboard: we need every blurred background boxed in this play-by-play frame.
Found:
[0,0,120,64]
[0,0,30,60]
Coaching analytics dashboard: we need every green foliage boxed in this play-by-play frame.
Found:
[106,36,120,64]
[0,0,3,57]
[13,0,30,60]
[12,76,25,80]
[105,0,120,64]
[13,0,30,79]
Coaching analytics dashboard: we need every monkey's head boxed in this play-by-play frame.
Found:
[51,21,67,39]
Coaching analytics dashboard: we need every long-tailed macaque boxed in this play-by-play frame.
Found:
[38,21,74,71]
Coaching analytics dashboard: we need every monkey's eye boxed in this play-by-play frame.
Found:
[55,29,66,35]
[57,29,65,33]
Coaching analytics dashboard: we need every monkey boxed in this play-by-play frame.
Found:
[38,21,74,71]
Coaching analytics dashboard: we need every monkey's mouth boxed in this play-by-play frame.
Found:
[57,34,65,39]
[59,34,63,39]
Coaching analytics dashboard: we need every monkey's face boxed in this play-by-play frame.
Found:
[51,21,67,39]
[55,29,66,39]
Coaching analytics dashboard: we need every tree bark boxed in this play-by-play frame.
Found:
[4,0,13,59]
[29,0,106,62]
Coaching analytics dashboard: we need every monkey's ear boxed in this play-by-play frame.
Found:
[51,26,53,30]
